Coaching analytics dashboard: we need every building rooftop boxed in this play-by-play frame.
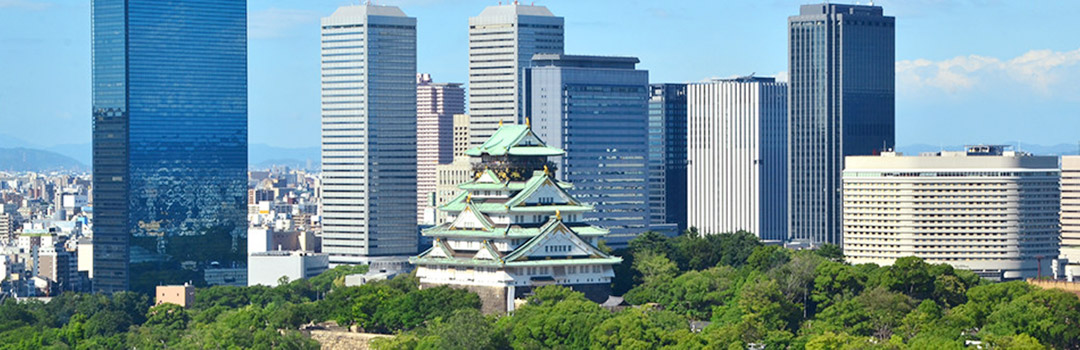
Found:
[322,4,412,26]
[465,125,565,157]
[712,75,777,83]
[796,3,885,17]
[531,54,639,69]
[474,2,557,18]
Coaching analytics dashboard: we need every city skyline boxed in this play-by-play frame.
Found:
[1,1,1078,151]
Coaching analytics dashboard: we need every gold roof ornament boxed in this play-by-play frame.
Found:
[466,193,472,202]
[543,164,550,175]
[555,210,561,220]
[525,116,531,128]
[499,119,503,127]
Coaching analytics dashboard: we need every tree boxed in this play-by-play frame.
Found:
[747,245,791,272]
[498,292,610,349]
[810,286,915,340]
[633,250,679,286]
[371,285,480,332]
[589,307,690,350]
[815,244,845,262]
[880,257,934,299]
[811,261,868,312]
[957,281,1034,326]
[983,288,1080,349]
[803,331,872,350]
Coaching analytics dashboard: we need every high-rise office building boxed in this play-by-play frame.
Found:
[687,77,788,241]
[527,54,650,247]
[416,74,465,225]
[843,146,1060,280]
[788,3,895,244]
[648,84,688,233]
[320,5,418,265]
[1060,156,1080,281]
[91,0,248,293]
[468,3,564,147]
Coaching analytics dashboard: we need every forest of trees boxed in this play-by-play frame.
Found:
[1,230,1079,349]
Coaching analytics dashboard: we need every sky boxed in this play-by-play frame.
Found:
[0,0,1078,149]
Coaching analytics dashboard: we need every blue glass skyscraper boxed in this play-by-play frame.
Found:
[788,4,894,245]
[648,84,688,234]
[92,0,247,293]
[526,54,650,248]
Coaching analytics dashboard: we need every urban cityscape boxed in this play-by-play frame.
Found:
[0,1,1078,349]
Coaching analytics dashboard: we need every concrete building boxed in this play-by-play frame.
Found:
[842,146,1060,280]
[412,125,621,314]
[77,237,92,279]
[0,213,11,241]
[526,54,650,247]
[468,3,563,147]
[247,251,330,286]
[92,0,248,293]
[648,84,688,234]
[417,74,466,225]
[155,284,195,308]
[433,114,475,225]
[1060,156,1080,281]
[320,5,418,265]
[248,226,318,254]
[687,77,788,241]
[788,3,895,245]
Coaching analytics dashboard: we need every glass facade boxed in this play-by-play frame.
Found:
[648,84,688,233]
[788,4,894,245]
[527,55,650,248]
[92,0,248,293]
[320,6,418,265]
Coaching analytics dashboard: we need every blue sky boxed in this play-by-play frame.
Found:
[1,0,1078,149]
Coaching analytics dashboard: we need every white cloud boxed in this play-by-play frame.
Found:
[248,8,320,40]
[896,48,1080,97]
[0,0,52,10]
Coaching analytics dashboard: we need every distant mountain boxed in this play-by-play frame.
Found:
[899,143,1080,156]
[0,148,86,172]
[248,144,320,171]
[47,143,92,165]
[254,158,318,171]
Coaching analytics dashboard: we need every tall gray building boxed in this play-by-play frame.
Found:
[526,54,650,248]
[320,5,417,265]
[468,3,564,147]
[788,4,895,245]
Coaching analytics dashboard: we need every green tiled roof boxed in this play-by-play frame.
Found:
[464,125,565,157]
[502,218,616,262]
[423,223,610,238]
[410,256,622,267]
[458,182,509,190]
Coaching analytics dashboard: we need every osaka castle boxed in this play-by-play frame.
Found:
[410,124,622,314]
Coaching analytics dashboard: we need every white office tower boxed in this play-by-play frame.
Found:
[843,146,1060,280]
[320,5,418,265]
[468,2,563,147]
[686,77,788,241]
[1060,156,1080,281]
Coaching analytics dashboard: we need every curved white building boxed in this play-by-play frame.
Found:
[842,146,1060,280]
